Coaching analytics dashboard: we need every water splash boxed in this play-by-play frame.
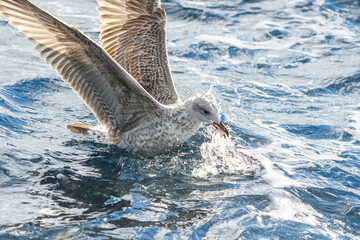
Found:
[193,126,261,178]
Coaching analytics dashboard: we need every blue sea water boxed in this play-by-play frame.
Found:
[0,0,359,239]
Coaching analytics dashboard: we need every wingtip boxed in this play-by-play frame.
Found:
[157,3,166,17]
[157,3,164,11]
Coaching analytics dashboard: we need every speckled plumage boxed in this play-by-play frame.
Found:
[97,0,180,105]
[0,0,228,156]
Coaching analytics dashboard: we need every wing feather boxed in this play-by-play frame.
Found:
[0,0,164,137]
[97,0,180,105]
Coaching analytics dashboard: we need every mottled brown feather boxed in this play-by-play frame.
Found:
[0,0,164,137]
[97,0,180,105]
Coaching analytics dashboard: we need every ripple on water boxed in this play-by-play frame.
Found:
[282,124,353,141]
[0,113,28,135]
[304,72,360,96]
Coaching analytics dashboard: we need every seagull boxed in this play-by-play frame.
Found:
[0,0,229,155]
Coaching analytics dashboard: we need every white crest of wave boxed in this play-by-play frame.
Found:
[265,191,321,224]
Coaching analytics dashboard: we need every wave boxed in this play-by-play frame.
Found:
[305,72,360,96]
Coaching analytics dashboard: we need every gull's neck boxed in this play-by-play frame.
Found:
[168,100,202,136]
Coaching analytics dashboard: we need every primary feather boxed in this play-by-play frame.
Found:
[97,0,180,105]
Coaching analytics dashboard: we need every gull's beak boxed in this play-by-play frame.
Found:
[213,122,229,138]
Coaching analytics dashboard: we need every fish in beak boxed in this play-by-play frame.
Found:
[213,122,229,138]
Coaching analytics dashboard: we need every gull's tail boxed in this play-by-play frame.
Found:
[66,123,93,134]
[66,123,108,142]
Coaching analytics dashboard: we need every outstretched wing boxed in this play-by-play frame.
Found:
[97,0,180,105]
[0,0,164,137]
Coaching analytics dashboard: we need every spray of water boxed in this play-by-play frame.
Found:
[193,126,261,178]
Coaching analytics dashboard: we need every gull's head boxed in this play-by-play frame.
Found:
[188,95,229,138]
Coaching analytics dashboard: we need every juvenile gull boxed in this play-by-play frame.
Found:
[0,0,229,155]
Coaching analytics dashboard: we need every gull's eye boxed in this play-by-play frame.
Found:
[203,109,210,115]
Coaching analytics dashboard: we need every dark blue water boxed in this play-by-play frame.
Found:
[0,0,359,239]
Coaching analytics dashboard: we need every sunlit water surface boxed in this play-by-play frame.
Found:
[0,0,359,239]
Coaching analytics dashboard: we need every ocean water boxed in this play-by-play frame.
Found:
[0,0,359,239]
